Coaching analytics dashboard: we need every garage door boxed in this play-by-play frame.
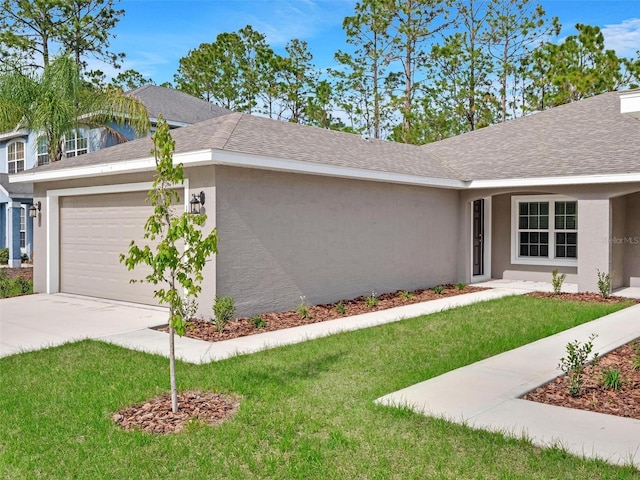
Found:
[60,190,181,305]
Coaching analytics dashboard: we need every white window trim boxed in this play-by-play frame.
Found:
[511,194,578,267]
[37,137,50,166]
[7,139,26,174]
[64,129,88,158]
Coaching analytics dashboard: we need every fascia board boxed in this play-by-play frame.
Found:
[469,173,640,189]
[9,149,214,183]
[209,150,468,189]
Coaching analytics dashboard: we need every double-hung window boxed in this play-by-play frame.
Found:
[8,140,25,173]
[512,195,577,266]
[37,137,50,166]
[64,129,88,158]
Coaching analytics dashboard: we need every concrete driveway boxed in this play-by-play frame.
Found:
[0,294,168,358]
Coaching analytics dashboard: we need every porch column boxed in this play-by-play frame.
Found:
[577,199,611,292]
[7,202,22,268]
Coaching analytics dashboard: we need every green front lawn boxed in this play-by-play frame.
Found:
[1,296,638,479]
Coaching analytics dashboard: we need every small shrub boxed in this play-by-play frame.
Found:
[551,268,566,295]
[432,285,445,295]
[250,315,266,329]
[399,290,414,300]
[601,366,622,391]
[558,333,599,397]
[16,277,32,294]
[211,295,236,332]
[365,292,378,308]
[0,248,8,264]
[455,282,466,290]
[596,269,613,299]
[335,301,346,314]
[297,296,309,319]
[632,342,640,371]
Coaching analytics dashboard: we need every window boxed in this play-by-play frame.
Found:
[512,195,578,266]
[20,206,26,249]
[64,129,88,158]
[37,137,49,166]
[8,140,25,173]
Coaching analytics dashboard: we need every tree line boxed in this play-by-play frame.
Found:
[1,0,639,145]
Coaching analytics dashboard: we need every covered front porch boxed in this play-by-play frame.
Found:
[460,183,640,293]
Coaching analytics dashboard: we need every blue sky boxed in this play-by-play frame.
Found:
[103,0,640,85]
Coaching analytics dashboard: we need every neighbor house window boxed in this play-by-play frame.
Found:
[512,195,577,266]
[20,206,26,249]
[8,140,25,173]
[37,137,49,166]
[64,129,88,158]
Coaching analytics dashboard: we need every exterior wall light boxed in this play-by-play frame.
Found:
[190,191,205,215]
[29,201,41,218]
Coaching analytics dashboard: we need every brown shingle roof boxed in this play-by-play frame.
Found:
[420,92,640,181]
[18,113,461,180]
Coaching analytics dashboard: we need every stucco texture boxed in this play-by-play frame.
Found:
[214,167,461,317]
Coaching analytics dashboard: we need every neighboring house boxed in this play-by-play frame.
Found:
[10,90,640,317]
[0,86,229,267]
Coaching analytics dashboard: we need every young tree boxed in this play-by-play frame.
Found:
[120,118,218,413]
[0,55,150,162]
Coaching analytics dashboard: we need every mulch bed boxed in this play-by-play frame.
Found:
[163,285,485,343]
[523,340,640,420]
[112,391,240,434]
[526,291,639,304]
[2,266,33,281]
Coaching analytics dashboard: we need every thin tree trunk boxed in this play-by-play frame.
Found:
[169,322,178,413]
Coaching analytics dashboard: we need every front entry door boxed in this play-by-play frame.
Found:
[472,199,484,276]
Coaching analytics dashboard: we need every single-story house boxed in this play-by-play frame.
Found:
[0,85,229,266]
[11,90,640,317]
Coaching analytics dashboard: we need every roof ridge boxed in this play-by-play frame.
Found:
[209,112,243,150]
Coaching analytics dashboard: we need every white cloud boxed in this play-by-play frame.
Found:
[602,18,640,57]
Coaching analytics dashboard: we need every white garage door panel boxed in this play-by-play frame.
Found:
[60,191,180,305]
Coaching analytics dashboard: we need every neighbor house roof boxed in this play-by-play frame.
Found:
[12,112,463,186]
[420,91,640,181]
[126,85,232,125]
[0,173,32,198]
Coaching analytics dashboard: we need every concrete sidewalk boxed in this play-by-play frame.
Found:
[100,288,523,364]
[376,303,640,468]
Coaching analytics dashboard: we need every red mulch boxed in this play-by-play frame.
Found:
[112,391,240,434]
[2,266,33,281]
[164,285,485,343]
[523,340,640,419]
[526,291,639,304]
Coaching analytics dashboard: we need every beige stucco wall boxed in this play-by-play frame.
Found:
[489,193,578,283]
[215,167,461,316]
[611,195,626,289]
[623,191,640,286]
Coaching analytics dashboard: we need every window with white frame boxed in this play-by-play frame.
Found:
[20,205,26,249]
[8,140,25,173]
[512,195,578,266]
[37,137,49,166]
[64,129,88,158]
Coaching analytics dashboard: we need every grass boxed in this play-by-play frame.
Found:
[1,296,638,479]
[0,272,32,298]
